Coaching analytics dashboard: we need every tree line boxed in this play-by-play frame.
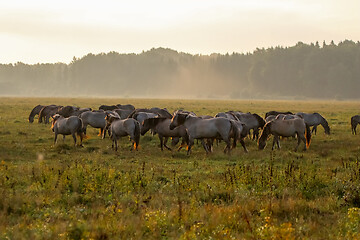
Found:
[1,40,359,99]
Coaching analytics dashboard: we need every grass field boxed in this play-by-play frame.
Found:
[0,97,360,239]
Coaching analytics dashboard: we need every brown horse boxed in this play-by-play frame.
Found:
[258,118,311,151]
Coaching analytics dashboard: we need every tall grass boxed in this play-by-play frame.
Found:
[0,97,359,239]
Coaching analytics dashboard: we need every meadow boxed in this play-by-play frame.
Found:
[0,97,360,239]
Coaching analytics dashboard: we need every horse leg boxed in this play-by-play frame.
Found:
[354,125,357,135]
[177,138,187,151]
[163,137,172,151]
[54,132,58,145]
[72,133,77,146]
[312,125,317,135]
[114,139,118,151]
[223,138,231,154]
[272,136,276,150]
[201,139,210,153]
[159,135,164,151]
[187,138,194,155]
[276,135,281,150]
[239,139,248,153]
[63,135,66,143]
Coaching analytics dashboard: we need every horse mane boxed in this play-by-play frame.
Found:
[29,105,43,122]
[252,113,266,128]
[259,121,272,140]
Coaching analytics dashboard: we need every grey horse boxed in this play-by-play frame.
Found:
[29,104,44,123]
[105,114,140,151]
[51,114,85,146]
[170,113,239,155]
[38,105,63,124]
[295,112,330,135]
[141,117,189,151]
[230,111,265,140]
[265,111,293,119]
[351,115,360,135]
[258,118,311,151]
[79,110,108,137]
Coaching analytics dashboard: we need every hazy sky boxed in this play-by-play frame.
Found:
[1,0,359,64]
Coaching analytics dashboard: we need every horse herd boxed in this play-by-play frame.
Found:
[28,104,359,155]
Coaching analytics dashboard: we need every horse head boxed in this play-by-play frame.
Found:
[258,121,272,150]
[51,114,62,131]
[170,113,188,130]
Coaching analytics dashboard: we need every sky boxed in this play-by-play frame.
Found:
[1,0,359,64]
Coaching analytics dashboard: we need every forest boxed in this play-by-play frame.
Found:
[0,40,359,99]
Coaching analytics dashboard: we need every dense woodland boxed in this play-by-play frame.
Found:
[1,40,359,99]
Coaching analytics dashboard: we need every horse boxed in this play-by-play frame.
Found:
[265,111,294,119]
[105,114,140,151]
[132,112,159,133]
[51,114,85,146]
[29,104,44,123]
[258,118,311,151]
[99,105,118,111]
[351,115,360,135]
[230,111,266,140]
[295,112,330,135]
[79,111,108,137]
[170,113,239,155]
[129,108,173,119]
[275,114,302,120]
[116,104,135,111]
[141,117,189,151]
[215,112,239,121]
[57,105,79,118]
[114,109,134,119]
[38,105,63,124]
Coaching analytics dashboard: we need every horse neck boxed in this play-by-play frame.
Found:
[320,117,329,130]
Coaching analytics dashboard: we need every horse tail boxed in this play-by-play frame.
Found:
[77,118,88,140]
[305,123,311,149]
[134,120,141,150]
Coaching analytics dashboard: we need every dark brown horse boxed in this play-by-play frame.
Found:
[29,104,44,123]
[351,115,360,135]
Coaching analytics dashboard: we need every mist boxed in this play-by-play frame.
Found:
[1,41,359,100]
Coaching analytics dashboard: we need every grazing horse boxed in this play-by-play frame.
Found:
[29,104,44,123]
[295,112,330,135]
[79,111,107,137]
[170,113,239,155]
[116,104,135,111]
[105,114,140,151]
[258,118,311,151]
[114,109,134,119]
[99,105,118,111]
[230,112,266,140]
[265,111,293,119]
[129,108,173,119]
[141,117,189,151]
[38,105,62,124]
[57,106,79,118]
[351,115,360,135]
[215,112,239,121]
[51,114,85,146]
